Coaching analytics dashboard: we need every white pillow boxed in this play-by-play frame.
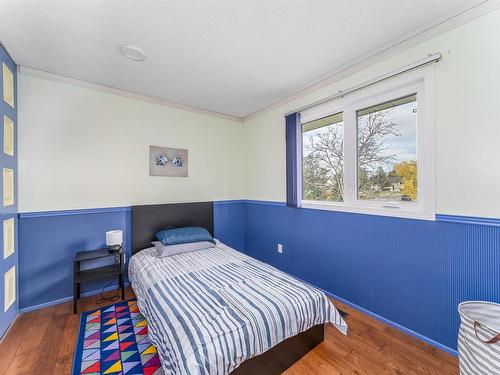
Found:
[152,240,215,258]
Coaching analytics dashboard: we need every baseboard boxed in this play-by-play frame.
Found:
[19,282,131,314]
[320,288,458,357]
[0,313,20,342]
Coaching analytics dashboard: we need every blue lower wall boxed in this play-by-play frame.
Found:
[18,203,244,311]
[18,200,500,355]
[214,201,245,251]
[19,208,131,310]
[241,201,500,353]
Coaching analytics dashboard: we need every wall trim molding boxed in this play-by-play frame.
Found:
[215,199,284,206]
[18,66,244,123]
[221,199,500,226]
[19,206,131,219]
[436,214,500,227]
[216,199,285,206]
[213,200,247,205]
[244,200,286,207]
[19,201,500,228]
[244,1,500,120]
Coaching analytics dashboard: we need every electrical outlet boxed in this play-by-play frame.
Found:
[277,244,283,253]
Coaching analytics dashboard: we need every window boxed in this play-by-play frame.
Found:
[302,112,344,202]
[357,94,417,202]
[300,69,434,220]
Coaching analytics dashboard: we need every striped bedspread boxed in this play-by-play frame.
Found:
[129,241,348,375]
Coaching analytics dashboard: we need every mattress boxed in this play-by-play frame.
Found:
[129,241,347,375]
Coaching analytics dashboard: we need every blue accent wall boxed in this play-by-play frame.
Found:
[18,208,131,310]
[0,44,18,338]
[18,203,243,311]
[239,201,500,353]
[17,200,500,355]
[214,200,245,251]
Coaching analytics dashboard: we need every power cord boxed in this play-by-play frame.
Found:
[97,278,120,304]
[97,252,121,304]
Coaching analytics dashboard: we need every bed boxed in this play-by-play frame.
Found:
[129,202,347,375]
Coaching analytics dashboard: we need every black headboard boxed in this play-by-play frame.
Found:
[131,202,214,254]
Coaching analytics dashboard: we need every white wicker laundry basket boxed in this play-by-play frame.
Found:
[458,301,500,375]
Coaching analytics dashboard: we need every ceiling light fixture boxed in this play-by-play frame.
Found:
[119,44,146,61]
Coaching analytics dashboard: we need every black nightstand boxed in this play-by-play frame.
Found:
[73,249,125,314]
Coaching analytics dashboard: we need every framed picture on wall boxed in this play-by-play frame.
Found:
[4,266,15,312]
[3,168,14,206]
[3,116,14,156]
[3,218,14,259]
[150,145,188,177]
[2,63,14,108]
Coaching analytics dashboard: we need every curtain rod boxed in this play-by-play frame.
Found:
[287,52,441,115]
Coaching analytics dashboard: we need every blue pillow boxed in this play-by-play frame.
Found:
[155,226,215,246]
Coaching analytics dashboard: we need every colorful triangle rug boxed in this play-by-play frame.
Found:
[73,299,164,375]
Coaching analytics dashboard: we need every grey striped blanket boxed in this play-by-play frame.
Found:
[129,241,348,375]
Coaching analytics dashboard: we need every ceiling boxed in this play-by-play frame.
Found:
[0,0,489,118]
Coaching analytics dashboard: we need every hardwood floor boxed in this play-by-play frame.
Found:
[0,288,458,375]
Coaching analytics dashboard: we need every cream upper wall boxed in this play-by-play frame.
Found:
[18,74,245,212]
[18,9,500,217]
[244,9,500,218]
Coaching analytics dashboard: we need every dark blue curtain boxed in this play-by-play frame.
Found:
[285,112,301,207]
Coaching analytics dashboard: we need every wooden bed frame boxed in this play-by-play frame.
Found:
[131,202,324,374]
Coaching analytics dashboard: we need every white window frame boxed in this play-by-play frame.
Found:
[300,67,435,220]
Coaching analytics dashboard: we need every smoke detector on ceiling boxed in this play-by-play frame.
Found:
[119,44,146,61]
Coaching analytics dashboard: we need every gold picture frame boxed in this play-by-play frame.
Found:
[2,63,14,108]
[3,168,14,206]
[3,116,14,156]
[3,218,14,259]
[4,266,15,312]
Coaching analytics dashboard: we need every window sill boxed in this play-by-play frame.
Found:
[300,200,435,221]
